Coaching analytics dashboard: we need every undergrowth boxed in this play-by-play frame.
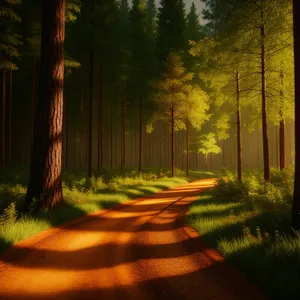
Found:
[0,167,194,254]
[188,166,300,300]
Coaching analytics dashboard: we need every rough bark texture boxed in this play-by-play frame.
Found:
[260,10,270,182]
[65,92,68,169]
[1,70,6,170]
[292,0,300,229]
[186,118,189,177]
[236,72,242,181]
[25,0,65,210]
[138,96,142,174]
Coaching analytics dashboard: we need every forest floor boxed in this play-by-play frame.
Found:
[0,178,266,300]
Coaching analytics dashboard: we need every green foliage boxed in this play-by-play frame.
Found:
[0,202,17,225]
[188,172,299,300]
[0,0,22,70]
[0,171,188,254]
[156,0,186,62]
[197,132,222,156]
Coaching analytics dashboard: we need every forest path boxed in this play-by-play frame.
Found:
[0,179,266,300]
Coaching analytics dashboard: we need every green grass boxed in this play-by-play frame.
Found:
[188,171,300,300]
[0,168,192,255]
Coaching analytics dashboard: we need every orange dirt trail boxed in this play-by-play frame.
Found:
[0,179,267,300]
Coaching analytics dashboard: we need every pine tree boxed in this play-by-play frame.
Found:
[25,0,66,210]
[149,53,209,177]
[292,0,300,229]
[0,0,22,170]
[156,0,186,62]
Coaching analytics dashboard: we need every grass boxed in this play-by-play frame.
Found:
[0,167,201,255]
[188,168,300,300]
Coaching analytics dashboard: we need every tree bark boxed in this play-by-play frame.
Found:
[139,96,142,174]
[80,87,83,169]
[204,154,208,171]
[65,90,68,169]
[171,104,175,177]
[88,2,95,178]
[110,101,113,168]
[31,55,37,148]
[279,70,285,170]
[88,50,93,177]
[1,70,6,170]
[260,9,270,182]
[98,63,103,170]
[121,84,125,172]
[236,71,242,181]
[25,0,65,210]
[292,0,300,229]
[8,70,12,165]
[186,118,189,176]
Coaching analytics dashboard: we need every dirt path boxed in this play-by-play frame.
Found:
[0,179,266,300]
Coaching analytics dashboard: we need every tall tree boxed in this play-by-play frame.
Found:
[292,0,300,229]
[156,0,186,63]
[129,0,156,174]
[149,53,209,177]
[25,0,66,210]
[0,0,21,169]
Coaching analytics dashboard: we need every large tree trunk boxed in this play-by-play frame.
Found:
[31,55,37,147]
[171,104,175,177]
[64,91,68,169]
[279,70,286,170]
[236,71,242,181]
[292,0,300,229]
[186,118,189,177]
[138,96,142,174]
[1,70,6,170]
[98,63,103,170]
[121,84,125,172]
[25,0,65,210]
[8,70,12,165]
[80,87,83,169]
[260,10,270,182]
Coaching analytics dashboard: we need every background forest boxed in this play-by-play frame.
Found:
[0,0,294,178]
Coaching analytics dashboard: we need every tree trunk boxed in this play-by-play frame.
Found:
[279,70,285,170]
[1,70,6,170]
[31,55,37,147]
[80,87,83,169]
[98,63,103,170]
[110,101,113,168]
[292,0,300,229]
[88,2,95,178]
[25,0,65,210]
[138,96,142,174]
[171,104,175,177]
[8,70,12,165]
[65,90,68,169]
[222,140,225,168]
[236,71,242,181]
[121,84,125,172]
[88,50,93,177]
[186,118,189,177]
[205,154,208,171]
[260,10,270,182]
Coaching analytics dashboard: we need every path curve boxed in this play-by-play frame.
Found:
[0,179,266,300]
